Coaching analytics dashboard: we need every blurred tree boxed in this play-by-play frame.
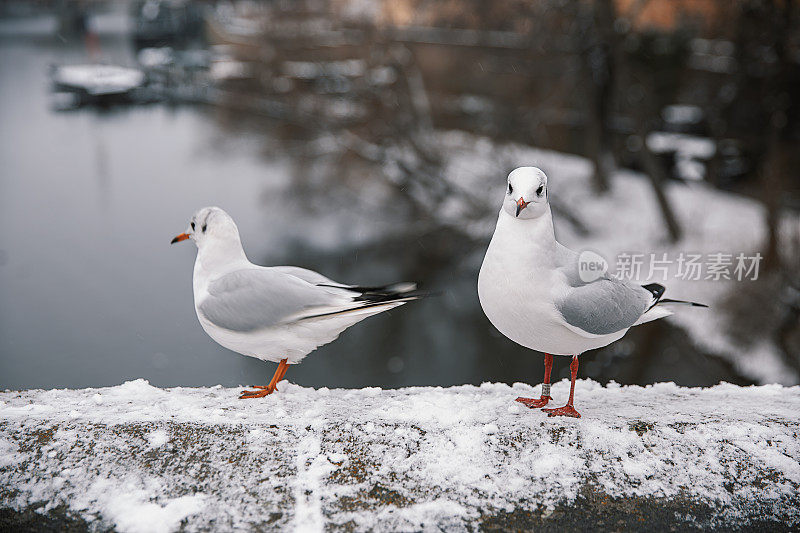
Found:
[615,23,691,241]
[575,0,618,193]
[730,0,797,271]
[710,0,800,371]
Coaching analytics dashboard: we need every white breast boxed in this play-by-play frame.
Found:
[478,210,622,356]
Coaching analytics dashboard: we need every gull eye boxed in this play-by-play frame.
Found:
[190,222,195,230]
[508,183,513,194]
[536,185,544,196]
[202,224,207,233]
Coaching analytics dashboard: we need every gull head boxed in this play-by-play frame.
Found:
[503,167,548,219]
[171,206,241,250]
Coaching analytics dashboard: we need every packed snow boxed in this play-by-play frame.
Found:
[1,380,798,531]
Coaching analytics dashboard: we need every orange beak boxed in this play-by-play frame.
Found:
[515,197,529,217]
[171,233,190,244]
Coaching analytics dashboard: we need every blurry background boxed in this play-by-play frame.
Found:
[1,0,798,391]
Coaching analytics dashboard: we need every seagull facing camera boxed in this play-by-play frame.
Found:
[503,166,549,219]
[478,167,707,418]
[172,207,425,399]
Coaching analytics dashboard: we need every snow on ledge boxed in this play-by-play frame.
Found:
[1,379,798,531]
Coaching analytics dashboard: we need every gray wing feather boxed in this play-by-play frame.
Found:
[271,266,342,286]
[199,269,340,332]
[557,278,651,335]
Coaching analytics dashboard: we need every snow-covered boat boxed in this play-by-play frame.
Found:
[51,64,146,103]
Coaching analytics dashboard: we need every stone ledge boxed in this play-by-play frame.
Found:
[1,379,798,531]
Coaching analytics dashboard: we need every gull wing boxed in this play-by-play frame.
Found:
[556,277,652,336]
[271,265,343,287]
[199,268,423,332]
[198,268,348,332]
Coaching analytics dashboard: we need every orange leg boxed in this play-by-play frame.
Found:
[516,353,553,408]
[274,360,290,390]
[240,358,289,399]
[542,355,581,418]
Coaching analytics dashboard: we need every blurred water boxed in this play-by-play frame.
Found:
[0,15,750,392]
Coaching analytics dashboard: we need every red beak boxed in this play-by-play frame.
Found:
[515,197,529,217]
[171,233,190,244]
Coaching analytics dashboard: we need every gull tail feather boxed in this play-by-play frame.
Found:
[297,285,429,322]
[633,306,673,326]
[296,295,424,321]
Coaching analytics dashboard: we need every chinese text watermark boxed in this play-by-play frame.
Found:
[578,251,762,282]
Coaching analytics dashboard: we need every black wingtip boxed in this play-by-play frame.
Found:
[297,289,430,322]
[642,283,666,300]
[354,288,433,304]
[659,298,709,308]
[643,284,709,310]
[318,281,437,303]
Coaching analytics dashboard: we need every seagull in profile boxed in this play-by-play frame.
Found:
[478,167,706,417]
[172,207,424,399]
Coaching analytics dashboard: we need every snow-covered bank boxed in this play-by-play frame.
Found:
[1,380,798,531]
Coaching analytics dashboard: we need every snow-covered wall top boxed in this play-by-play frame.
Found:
[1,379,798,531]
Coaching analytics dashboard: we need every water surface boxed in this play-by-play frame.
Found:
[0,16,748,392]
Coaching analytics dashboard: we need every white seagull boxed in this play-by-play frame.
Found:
[172,206,423,399]
[478,167,706,417]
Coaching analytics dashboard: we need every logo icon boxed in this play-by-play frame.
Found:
[578,250,609,283]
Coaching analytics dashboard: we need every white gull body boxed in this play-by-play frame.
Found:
[478,167,673,357]
[177,207,420,365]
